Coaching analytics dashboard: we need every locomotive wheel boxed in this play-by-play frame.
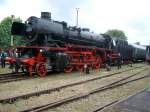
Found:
[36,62,47,77]
[95,63,100,69]
[76,65,83,72]
[93,63,100,69]
[64,65,73,73]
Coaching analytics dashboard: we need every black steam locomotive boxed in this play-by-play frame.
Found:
[11,12,146,62]
[10,12,146,76]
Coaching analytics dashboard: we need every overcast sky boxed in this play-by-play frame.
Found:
[0,0,150,45]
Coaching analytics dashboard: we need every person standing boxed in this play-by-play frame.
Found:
[117,53,122,69]
[84,64,90,74]
[1,50,6,68]
[106,54,112,71]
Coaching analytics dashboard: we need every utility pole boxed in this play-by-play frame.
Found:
[76,8,79,27]
[11,15,14,46]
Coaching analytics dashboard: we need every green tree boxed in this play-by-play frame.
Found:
[0,16,22,49]
[105,29,127,40]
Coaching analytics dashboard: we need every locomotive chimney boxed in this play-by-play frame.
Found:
[41,12,51,20]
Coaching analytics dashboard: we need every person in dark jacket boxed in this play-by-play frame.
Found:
[117,53,122,69]
[106,54,112,71]
[84,64,90,74]
[0,50,6,68]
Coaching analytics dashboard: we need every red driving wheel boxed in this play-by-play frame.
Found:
[94,63,100,69]
[76,65,83,72]
[64,65,73,73]
[36,62,47,77]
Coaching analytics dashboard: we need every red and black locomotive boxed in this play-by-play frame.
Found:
[10,12,118,76]
[10,12,146,77]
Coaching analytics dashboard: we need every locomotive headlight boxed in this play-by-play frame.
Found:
[40,49,43,52]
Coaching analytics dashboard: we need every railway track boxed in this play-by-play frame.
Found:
[0,72,31,84]
[92,85,150,112]
[0,73,22,80]
[20,67,150,112]
[0,65,147,104]
[0,65,145,84]
[92,100,119,112]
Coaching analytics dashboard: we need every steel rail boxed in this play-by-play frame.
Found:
[92,100,119,112]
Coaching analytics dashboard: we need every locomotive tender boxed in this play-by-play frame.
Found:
[10,12,146,76]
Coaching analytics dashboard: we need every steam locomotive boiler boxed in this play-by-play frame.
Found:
[11,12,115,76]
[12,12,112,48]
